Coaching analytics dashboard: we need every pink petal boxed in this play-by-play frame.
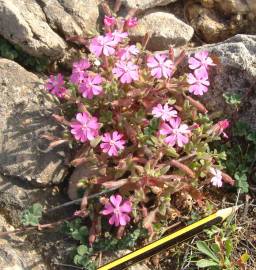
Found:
[108,145,118,156]
[121,73,132,84]
[151,67,162,78]
[102,133,111,142]
[195,50,208,60]
[110,195,122,207]
[112,131,122,141]
[120,201,132,213]
[159,123,172,135]
[102,204,114,215]
[164,134,176,146]
[109,214,118,225]
[187,73,197,84]
[119,214,130,226]
[188,57,201,69]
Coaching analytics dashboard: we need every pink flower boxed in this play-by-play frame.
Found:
[45,73,67,98]
[188,51,215,71]
[101,195,132,227]
[113,61,139,84]
[187,68,210,96]
[209,168,223,187]
[147,54,174,79]
[79,74,103,99]
[159,117,190,147]
[152,104,177,121]
[89,35,117,57]
[70,112,100,142]
[70,59,90,84]
[100,131,126,156]
[117,45,139,61]
[124,17,138,28]
[104,16,116,27]
[107,30,128,43]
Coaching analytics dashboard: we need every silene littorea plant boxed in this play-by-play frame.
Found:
[44,13,235,242]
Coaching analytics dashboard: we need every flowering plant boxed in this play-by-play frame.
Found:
[44,5,234,249]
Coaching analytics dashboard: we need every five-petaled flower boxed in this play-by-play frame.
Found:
[100,131,126,156]
[71,112,100,142]
[159,117,190,147]
[79,74,103,99]
[113,60,139,83]
[187,68,210,96]
[107,30,128,43]
[188,51,215,71]
[152,104,177,121]
[70,59,90,85]
[117,45,140,61]
[90,35,117,57]
[209,168,223,187]
[147,53,174,79]
[45,73,67,98]
[104,15,116,27]
[101,194,132,227]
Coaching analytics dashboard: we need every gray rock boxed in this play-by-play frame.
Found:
[38,0,84,38]
[129,10,194,50]
[0,0,67,59]
[0,58,68,186]
[59,0,101,35]
[122,0,178,10]
[197,35,256,128]
[0,0,100,60]
[40,0,100,38]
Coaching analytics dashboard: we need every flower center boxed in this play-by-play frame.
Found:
[113,207,120,215]
[172,128,178,135]
[82,123,87,130]
[109,140,115,146]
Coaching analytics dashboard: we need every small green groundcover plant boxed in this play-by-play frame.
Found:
[38,3,240,269]
[193,223,250,270]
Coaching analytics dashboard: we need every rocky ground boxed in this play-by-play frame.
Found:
[0,0,255,269]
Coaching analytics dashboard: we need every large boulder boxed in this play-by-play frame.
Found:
[121,0,178,10]
[198,35,256,128]
[0,58,68,186]
[0,0,100,60]
[129,10,194,50]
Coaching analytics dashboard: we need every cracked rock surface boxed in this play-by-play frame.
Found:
[0,0,100,60]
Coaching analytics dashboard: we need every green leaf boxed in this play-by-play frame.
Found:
[211,243,220,253]
[240,252,250,263]
[77,245,89,256]
[196,259,219,268]
[159,165,170,175]
[225,239,233,258]
[196,241,219,262]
